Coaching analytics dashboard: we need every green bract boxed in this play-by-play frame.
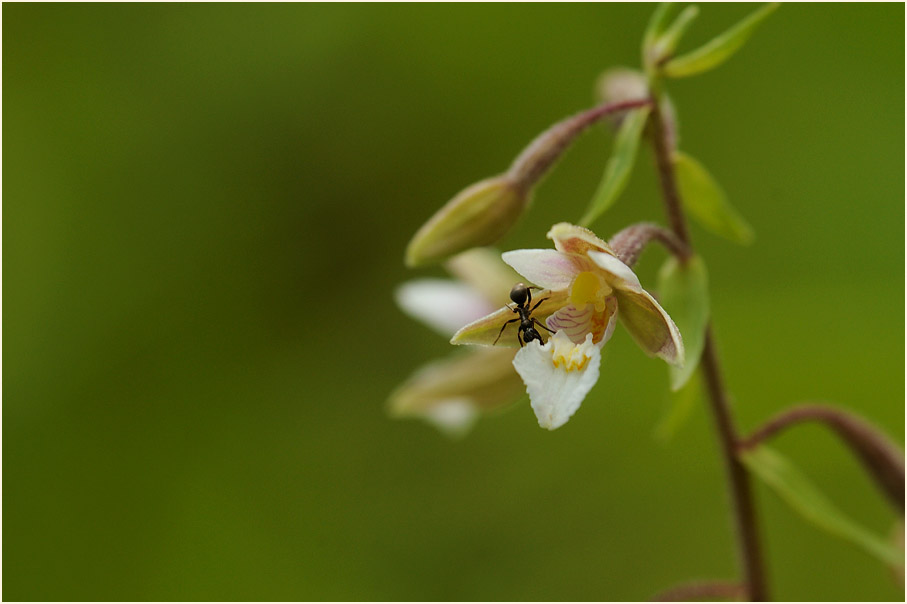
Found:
[650,5,700,64]
[742,446,905,567]
[580,106,651,227]
[657,254,709,391]
[674,150,755,244]
[661,3,780,78]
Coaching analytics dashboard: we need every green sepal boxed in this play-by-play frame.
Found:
[661,3,779,78]
[657,254,709,391]
[674,150,754,245]
[579,106,651,227]
[741,445,905,567]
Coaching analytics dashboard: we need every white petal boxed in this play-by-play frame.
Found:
[501,249,581,291]
[396,279,495,337]
[512,331,601,430]
[421,398,479,438]
[587,250,643,291]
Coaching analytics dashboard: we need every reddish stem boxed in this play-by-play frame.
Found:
[648,100,769,601]
[507,98,652,189]
[739,403,905,514]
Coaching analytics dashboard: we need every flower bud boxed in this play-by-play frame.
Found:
[596,67,649,107]
[405,176,528,268]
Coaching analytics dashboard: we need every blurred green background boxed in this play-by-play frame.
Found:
[4,4,903,601]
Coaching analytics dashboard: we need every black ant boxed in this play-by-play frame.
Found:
[493,282,556,347]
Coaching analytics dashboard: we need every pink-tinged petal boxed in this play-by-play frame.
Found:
[547,222,618,257]
[587,250,643,291]
[512,331,601,430]
[396,279,496,337]
[614,288,685,366]
[501,249,581,291]
[546,295,618,346]
[451,289,569,347]
[546,303,594,344]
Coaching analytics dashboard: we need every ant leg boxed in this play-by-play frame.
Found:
[533,318,555,334]
[530,297,549,313]
[492,318,520,345]
[518,330,524,348]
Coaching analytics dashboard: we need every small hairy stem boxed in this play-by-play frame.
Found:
[651,580,744,602]
[648,99,768,601]
[508,98,652,189]
[739,403,905,514]
[609,222,691,267]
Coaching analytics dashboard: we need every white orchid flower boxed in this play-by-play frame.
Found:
[389,249,526,436]
[452,223,684,430]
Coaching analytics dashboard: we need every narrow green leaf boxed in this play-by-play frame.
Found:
[654,366,701,443]
[579,106,651,227]
[674,150,754,245]
[662,3,779,78]
[658,254,709,391]
[741,446,905,567]
[643,3,677,54]
[651,5,700,62]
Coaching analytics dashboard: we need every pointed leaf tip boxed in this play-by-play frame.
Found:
[579,106,651,227]
[674,151,755,245]
[742,445,905,567]
[661,3,779,78]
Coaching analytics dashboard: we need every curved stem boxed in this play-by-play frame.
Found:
[609,221,692,267]
[648,99,769,601]
[507,98,652,189]
[739,403,905,514]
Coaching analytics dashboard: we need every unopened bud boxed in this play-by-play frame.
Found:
[596,68,649,107]
[405,176,528,268]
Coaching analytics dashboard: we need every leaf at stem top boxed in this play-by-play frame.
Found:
[741,445,905,567]
[661,3,779,78]
[673,150,754,245]
[658,254,709,391]
[579,106,651,227]
[643,3,677,57]
[650,5,700,66]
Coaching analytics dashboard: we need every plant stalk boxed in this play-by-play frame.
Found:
[648,99,769,601]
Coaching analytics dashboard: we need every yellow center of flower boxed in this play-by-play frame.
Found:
[551,334,593,372]
[570,271,612,312]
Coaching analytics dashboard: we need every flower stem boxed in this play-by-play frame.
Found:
[507,98,652,189]
[608,222,691,267]
[648,99,769,601]
[738,403,905,514]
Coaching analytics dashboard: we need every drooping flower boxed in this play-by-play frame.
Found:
[389,249,526,436]
[452,223,684,430]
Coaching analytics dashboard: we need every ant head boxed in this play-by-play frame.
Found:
[509,282,529,305]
